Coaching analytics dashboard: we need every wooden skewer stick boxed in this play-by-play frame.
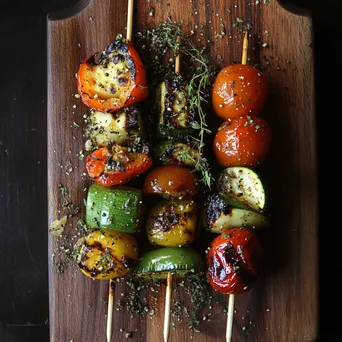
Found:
[241,30,249,65]
[126,0,134,41]
[175,36,181,75]
[106,279,116,342]
[226,294,235,342]
[163,272,173,342]
[107,1,135,341]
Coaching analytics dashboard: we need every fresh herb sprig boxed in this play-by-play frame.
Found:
[136,22,216,188]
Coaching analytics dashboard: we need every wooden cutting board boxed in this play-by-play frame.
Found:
[47,0,317,341]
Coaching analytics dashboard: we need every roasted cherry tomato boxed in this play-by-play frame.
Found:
[78,40,148,113]
[86,146,152,187]
[206,228,262,294]
[212,64,267,119]
[213,116,271,168]
[143,166,199,198]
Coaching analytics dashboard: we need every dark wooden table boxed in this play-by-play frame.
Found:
[0,0,341,341]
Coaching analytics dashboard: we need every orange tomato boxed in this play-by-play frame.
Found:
[86,146,152,187]
[143,166,199,198]
[206,228,262,294]
[213,116,271,168]
[77,41,148,113]
[212,64,267,119]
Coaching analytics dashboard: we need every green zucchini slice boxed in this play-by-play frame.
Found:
[204,193,269,233]
[86,183,142,233]
[85,106,144,148]
[217,167,266,213]
[153,138,200,167]
[156,79,196,139]
[133,247,203,280]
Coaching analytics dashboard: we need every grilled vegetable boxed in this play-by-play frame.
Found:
[78,229,139,280]
[86,183,142,233]
[133,247,203,280]
[212,64,268,119]
[147,199,198,247]
[153,137,200,167]
[213,116,271,168]
[143,166,199,198]
[85,107,144,148]
[156,79,196,139]
[206,228,262,294]
[77,40,148,113]
[217,167,266,213]
[204,194,268,233]
[86,145,152,187]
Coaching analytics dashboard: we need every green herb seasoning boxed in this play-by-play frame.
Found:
[136,22,216,188]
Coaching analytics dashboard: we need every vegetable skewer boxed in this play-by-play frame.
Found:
[225,30,248,342]
[106,1,135,340]
[163,39,181,342]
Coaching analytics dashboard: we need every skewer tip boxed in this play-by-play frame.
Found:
[226,294,235,342]
[106,279,115,342]
[163,272,173,342]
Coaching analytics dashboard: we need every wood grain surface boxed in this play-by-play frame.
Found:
[47,1,317,341]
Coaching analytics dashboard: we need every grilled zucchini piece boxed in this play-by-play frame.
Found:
[133,247,203,280]
[204,193,269,233]
[147,199,198,247]
[85,106,144,148]
[153,137,200,167]
[217,167,266,213]
[86,183,142,233]
[156,79,196,138]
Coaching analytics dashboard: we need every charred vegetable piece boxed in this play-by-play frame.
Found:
[85,107,144,148]
[217,167,266,213]
[133,247,203,280]
[156,79,196,139]
[77,40,148,113]
[204,194,268,233]
[86,183,142,233]
[86,145,152,187]
[78,229,139,280]
[147,199,198,247]
[143,166,199,198]
[206,228,262,294]
[153,138,200,167]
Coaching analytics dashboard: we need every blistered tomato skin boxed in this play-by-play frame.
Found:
[206,228,262,295]
[212,64,268,119]
[213,116,271,168]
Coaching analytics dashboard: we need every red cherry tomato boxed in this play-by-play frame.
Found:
[213,116,271,168]
[206,228,262,295]
[212,64,268,119]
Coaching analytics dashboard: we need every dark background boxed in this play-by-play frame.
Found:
[0,0,340,341]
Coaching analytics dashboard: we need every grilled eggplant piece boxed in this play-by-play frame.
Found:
[147,199,198,247]
[217,167,266,213]
[85,107,144,148]
[153,137,200,167]
[204,194,269,233]
[77,40,148,113]
[78,229,139,280]
[156,79,196,139]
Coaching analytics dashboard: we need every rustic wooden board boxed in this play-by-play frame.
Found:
[47,1,317,341]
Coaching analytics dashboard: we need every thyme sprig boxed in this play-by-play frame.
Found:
[136,22,216,188]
